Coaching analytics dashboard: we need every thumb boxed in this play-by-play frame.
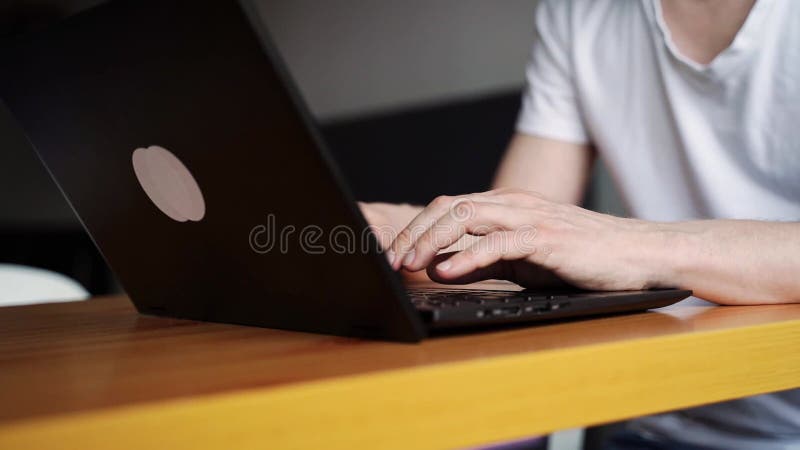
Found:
[426,252,510,285]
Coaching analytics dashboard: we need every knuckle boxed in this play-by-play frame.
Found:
[431,195,453,208]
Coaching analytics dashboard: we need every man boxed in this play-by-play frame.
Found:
[362,0,800,448]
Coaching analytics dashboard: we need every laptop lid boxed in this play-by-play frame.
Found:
[0,0,426,342]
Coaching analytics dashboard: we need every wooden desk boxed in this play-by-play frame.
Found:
[1,294,799,449]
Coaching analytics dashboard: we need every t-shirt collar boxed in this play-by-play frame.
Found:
[647,0,777,77]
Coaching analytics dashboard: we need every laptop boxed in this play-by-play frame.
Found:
[0,0,691,342]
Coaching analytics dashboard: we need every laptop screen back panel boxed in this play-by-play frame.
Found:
[0,0,425,341]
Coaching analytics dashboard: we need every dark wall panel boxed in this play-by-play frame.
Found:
[321,90,520,205]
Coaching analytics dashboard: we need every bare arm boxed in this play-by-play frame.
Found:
[654,220,800,304]
[387,189,800,305]
[491,133,593,204]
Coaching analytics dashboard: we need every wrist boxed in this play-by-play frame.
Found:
[637,220,702,289]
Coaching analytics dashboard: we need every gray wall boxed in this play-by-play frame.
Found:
[254,0,536,120]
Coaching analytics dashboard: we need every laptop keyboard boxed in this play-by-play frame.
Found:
[406,287,571,313]
[406,287,686,326]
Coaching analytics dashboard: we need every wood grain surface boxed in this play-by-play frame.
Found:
[1,294,799,449]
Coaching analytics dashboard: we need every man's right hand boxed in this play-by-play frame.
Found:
[359,202,434,283]
[359,202,422,250]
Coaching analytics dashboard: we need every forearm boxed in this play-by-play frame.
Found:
[651,220,800,305]
[492,133,593,205]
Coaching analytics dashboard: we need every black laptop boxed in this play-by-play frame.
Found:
[0,0,691,342]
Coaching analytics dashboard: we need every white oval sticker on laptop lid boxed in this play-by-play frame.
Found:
[132,145,206,222]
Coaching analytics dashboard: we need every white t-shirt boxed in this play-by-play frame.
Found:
[516,0,800,448]
[517,0,800,222]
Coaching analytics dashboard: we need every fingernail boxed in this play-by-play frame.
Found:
[402,249,416,267]
[436,260,453,272]
[385,250,395,266]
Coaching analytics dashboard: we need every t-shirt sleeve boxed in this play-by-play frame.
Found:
[516,0,589,144]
